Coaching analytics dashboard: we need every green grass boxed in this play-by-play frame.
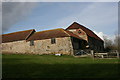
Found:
[2,54,120,79]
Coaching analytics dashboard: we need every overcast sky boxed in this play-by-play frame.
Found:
[2,2,118,40]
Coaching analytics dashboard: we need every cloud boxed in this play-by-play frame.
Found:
[55,2,118,35]
[93,31,104,40]
[2,2,38,32]
[1,2,118,35]
[93,31,115,42]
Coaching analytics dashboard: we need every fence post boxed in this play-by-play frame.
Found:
[91,50,94,59]
[116,50,119,59]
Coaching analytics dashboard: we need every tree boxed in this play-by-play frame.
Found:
[113,34,120,53]
[103,36,114,52]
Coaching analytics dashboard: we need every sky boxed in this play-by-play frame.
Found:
[2,2,118,40]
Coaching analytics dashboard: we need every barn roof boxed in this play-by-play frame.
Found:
[27,28,84,41]
[2,29,35,43]
[66,22,103,41]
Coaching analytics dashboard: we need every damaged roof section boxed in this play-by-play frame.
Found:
[66,22,103,41]
[27,28,85,41]
[2,29,35,43]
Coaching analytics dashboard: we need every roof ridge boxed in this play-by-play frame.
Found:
[35,28,64,33]
[61,29,70,36]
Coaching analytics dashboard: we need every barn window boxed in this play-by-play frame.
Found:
[30,40,34,46]
[78,30,81,34]
[51,38,56,44]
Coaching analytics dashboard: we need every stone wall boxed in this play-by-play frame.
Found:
[1,40,28,54]
[1,37,74,55]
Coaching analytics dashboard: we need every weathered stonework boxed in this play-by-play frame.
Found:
[2,37,74,55]
[2,40,28,54]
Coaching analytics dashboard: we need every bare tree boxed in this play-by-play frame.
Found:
[113,34,120,53]
[103,36,114,52]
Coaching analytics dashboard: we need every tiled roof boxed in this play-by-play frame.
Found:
[66,22,103,41]
[2,29,35,43]
[27,28,85,41]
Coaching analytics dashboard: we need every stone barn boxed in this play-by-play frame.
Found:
[1,22,104,55]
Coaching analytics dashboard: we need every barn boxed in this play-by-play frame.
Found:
[66,22,104,52]
[1,22,104,55]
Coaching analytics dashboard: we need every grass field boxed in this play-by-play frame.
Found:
[2,54,120,79]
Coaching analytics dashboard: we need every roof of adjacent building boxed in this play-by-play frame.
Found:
[27,28,84,41]
[66,22,103,41]
[2,29,35,43]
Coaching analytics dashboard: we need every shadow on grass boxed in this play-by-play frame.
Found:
[2,63,119,79]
